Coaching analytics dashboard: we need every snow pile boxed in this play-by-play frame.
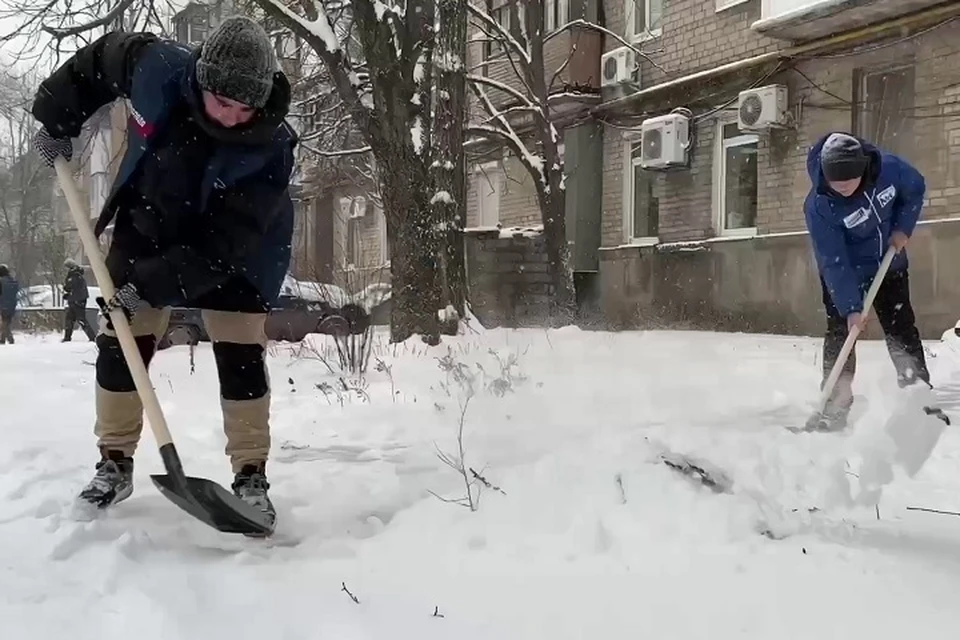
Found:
[3,328,960,637]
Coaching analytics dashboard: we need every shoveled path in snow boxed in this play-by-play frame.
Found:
[3,327,960,638]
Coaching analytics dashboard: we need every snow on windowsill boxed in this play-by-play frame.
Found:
[464,224,544,238]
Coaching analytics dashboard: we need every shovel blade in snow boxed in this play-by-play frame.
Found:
[150,473,275,536]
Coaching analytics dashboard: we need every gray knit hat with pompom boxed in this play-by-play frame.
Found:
[196,16,277,109]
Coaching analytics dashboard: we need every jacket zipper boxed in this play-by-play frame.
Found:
[864,188,883,265]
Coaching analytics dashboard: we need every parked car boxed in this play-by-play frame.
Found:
[157,287,370,350]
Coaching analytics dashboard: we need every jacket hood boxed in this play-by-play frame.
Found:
[182,48,292,146]
[807,132,882,197]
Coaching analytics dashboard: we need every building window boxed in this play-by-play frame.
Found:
[476,163,502,227]
[379,206,390,265]
[627,0,663,42]
[339,196,365,268]
[627,140,659,242]
[485,0,527,59]
[715,0,749,11]
[715,122,758,236]
[545,0,569,33]
[187,14,209,45]
[854,64,915,158]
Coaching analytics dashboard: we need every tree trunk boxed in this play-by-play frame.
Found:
[539,185,576,325]
[378,148,442,345]
[433,0,468,334]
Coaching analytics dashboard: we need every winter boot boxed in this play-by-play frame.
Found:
[78,451,134,508]
[232,463,276,533]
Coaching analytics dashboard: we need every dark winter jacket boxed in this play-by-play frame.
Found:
[31,32,297,308]
[63,266,88,306]
[804,132,926,317]
[0,274,19,316]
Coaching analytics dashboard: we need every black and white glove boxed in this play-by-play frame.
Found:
[33,127,73,168]
[96,282,144,328]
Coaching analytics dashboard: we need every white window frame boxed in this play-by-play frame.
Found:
[545,0,570,33]
[622,134,659,245]
[626,0,663,43]
[713,115,759,238]
[715,0,750,12]
[475,161,502,228]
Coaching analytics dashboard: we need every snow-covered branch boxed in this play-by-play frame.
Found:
[302,144,372,157]
[546,18,668,75]
[466,73,538,111]
[465,1,531,67]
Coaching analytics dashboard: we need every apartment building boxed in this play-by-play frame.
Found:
[467,0,960,337]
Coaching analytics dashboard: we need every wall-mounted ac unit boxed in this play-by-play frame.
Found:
[601,45,636,87]
[639,112,690,170]
[737,84,790,131]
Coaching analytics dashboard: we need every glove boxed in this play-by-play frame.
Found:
[33,127,73,168]
[96,282,144,329]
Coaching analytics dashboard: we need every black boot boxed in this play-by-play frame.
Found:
[232,463,276,533]
[78,450,134,508]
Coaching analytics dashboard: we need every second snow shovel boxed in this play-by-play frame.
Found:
[788,245,898,433]
[54,156,274,536]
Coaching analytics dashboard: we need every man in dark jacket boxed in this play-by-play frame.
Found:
[803,132,943,431]
[31,15,297,531]
[62,258,96,342]
[0,264,18,344]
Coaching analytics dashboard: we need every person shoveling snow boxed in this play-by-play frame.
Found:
[30,17,296,535]
[799,131,949,433]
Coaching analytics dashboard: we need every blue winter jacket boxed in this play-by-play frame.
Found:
[31,32,297,307]
[0,275,19,315]
[803,132,926,317]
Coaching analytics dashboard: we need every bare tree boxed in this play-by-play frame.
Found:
[466,5,659,322]
[253,0,468,344]
[0,69,59,292]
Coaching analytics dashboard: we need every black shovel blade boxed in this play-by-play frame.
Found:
[150,473,275,536]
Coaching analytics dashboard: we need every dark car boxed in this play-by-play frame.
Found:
[157,290,370,350]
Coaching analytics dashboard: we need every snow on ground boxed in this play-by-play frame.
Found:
[4,327,960,638]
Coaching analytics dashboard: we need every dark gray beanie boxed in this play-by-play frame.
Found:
[821,132,868,182]
[196,16,277,109]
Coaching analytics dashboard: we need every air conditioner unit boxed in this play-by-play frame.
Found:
[737,84,789,130]
[639,112,690,170]
[601,45,636,87]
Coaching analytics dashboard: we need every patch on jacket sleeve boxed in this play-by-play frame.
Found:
[843,207,870,229]
[877,185,897,208]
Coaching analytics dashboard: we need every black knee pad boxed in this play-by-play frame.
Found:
[95,333,158,392]
[213,342,268,400]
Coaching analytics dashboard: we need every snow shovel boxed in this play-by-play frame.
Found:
[790,245,898,433]
[54,156,274,536]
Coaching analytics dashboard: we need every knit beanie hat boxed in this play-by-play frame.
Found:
[820,133,868,182]
[196,16,277,109]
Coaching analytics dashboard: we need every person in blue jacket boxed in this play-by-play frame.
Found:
[0,263,19,344]
[803,132,945,431]
[30,16,295,531]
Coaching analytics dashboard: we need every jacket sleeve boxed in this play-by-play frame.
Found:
[805,193,862,317]
[129,147,295,306]
[890,156,926,237]
[31,31,158,139]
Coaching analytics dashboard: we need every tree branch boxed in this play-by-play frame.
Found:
[546,18,669,75]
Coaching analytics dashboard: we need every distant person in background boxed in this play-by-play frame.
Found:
[0,264,19,344]
[62,258,96,342]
